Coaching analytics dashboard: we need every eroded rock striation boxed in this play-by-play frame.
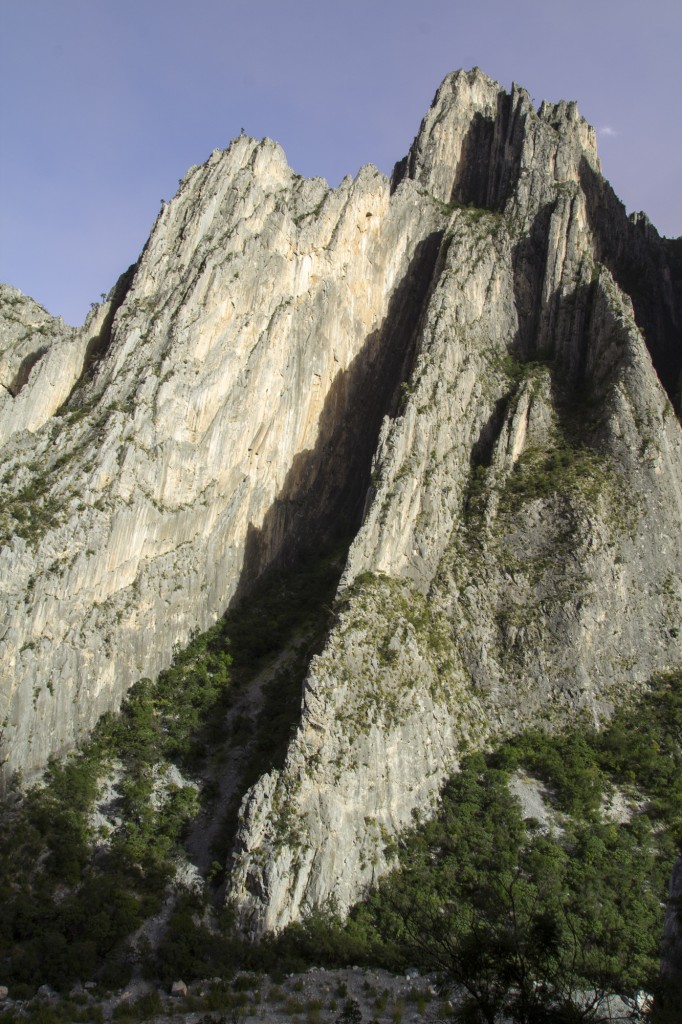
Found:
[1,69,681,935]
[226,70,682,933]
[0,135,445,783]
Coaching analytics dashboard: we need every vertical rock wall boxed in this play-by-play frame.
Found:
[0,139,446,784]
[226,70,682,934]
[1,70,680,938]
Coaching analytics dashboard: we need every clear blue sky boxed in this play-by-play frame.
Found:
[1,0,680,326]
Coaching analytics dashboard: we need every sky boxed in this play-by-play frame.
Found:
[1,0,680,327]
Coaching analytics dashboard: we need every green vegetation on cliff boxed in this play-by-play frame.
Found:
[0,545,345,995]
[271,670,682,1022]
[0,533,680,1019]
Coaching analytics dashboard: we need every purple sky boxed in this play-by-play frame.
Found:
[2,0,680,327]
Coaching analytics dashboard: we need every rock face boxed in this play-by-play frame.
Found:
[225,70,682,933]
[0,285,81,445]
[0,136,445,784]
[1,69,681,934]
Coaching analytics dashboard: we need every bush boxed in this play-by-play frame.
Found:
[332,747,670,1021]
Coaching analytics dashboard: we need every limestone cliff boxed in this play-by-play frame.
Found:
[0,70,680,938]
[0,137,445,783]
[0,286,81,445]
[226,70,682,933]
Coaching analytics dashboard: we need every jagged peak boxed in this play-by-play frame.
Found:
[173,135,292,206]
[1,64,682,983]
[393,67,602,214]
[434,65,503,103]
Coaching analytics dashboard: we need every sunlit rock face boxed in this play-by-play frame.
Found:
[0,285,82,446]
[1,70,681,937]
[226,70,682,934]
[0,135,445,783]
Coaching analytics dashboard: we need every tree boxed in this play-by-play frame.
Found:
[359,755,663,1023]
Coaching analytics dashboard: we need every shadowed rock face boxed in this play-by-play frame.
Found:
[226,70,682,935]
[662,857,682,996]
[0,69,681,935]
[0,136,447,786]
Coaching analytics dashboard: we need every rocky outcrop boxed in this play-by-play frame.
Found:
[0,286,81,445]
[226,70,682,934]
[1,69,681,937]
[0,136,445,784]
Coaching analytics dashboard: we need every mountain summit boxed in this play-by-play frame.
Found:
[1,69,681,937]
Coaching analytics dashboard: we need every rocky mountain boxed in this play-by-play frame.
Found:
[1,68,681,940]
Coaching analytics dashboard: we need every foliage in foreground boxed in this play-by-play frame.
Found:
[350,758,667,1022]
[0,545,345,994]
[1,535,681,1023]
[267,671,682,1023]
[140,674,682,1021]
